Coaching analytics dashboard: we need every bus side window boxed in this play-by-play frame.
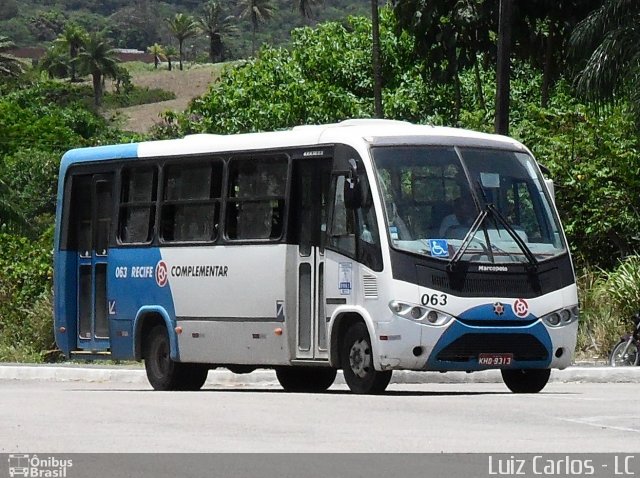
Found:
[118,167,157,244]
[226,156,287,241]
[160,161,222,242]
[69,175,93,256]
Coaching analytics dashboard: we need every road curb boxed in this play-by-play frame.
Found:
[1,364,639,386]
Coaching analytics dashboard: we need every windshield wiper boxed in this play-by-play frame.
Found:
[486,203,538,270]
[447,202,539,272]
[447,208,489,271]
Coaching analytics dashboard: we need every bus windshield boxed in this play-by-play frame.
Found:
[372,145,566,264]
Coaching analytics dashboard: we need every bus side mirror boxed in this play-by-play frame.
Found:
[344,158,374,210]
[344,158,361,209]
[545,178,555,204]
[344,178,362,210]
[538,163,555,203]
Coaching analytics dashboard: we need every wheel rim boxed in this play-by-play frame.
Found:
[349,338,371,378]
[613,342,639,366]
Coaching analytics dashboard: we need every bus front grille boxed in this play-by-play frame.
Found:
[436,333,549,362]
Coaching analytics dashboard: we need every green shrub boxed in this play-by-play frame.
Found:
[576,260,639,359]
[0,148,59,222]
[0,229,54,362]
[103,87,176,108]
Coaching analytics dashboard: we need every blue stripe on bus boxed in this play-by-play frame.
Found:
[54,247,180,361]
[426,307,553,371]
[109,248,178,360]
[53,250,77,356]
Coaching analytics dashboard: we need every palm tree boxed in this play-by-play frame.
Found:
[165,13,198,71]
[75,33,119,107]
[147,43,166,69]
[0,36,23,79]
[295,0,322,20]
[570,0,640,116]
[164,45,178,71]
[199,1,237,63]
[238,0,275,56]
[293,0,322,19]
[40,45,70,79]
[55,24,88,82]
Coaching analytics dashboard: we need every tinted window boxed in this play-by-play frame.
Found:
[118,167,157,243]
[160,161,223,242]
[225,157,288,240]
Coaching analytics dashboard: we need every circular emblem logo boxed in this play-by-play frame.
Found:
[155,260,168,287]
[513,298,529,318]
[493,302,505,316]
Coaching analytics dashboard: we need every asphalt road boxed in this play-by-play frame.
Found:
[1,379,637,453]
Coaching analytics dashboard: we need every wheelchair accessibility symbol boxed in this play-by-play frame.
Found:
[429,239,449,258]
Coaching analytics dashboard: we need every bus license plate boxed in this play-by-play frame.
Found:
[478,353,513,366]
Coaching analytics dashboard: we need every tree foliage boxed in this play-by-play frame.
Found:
[570,0,640,120]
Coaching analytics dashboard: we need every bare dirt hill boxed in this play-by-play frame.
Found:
[115,65,221,133]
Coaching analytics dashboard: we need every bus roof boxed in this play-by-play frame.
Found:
[60,119,526,174]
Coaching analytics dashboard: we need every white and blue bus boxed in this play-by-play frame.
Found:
[54,119,578,394]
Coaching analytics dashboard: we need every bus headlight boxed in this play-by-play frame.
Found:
[542,306,578,328]
[388,301,453,326]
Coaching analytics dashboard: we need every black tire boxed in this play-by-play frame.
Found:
[275,366,337,392]
[501,368,550,393]
[609,340,640,367]
[144,325,208,391]
[340,322,392,394]
[177,364,209,391]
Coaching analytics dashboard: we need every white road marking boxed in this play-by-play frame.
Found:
[556,415,640,434]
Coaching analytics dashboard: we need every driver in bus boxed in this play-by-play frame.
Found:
[439,194,476,238]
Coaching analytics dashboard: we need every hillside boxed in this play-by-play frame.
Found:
[111,64,221,133]
[1,0,369,59]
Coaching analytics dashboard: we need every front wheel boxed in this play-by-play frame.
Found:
[501,368,550,393]
[341,322,392,394]
[609,340,640,367]
[275,366,337,392]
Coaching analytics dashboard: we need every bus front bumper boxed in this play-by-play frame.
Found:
[375,316,577,372]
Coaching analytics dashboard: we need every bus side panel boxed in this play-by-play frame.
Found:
[161,244,290,365]
[54,250,78,357]
[108,247,176,360]
[176,320,289,365]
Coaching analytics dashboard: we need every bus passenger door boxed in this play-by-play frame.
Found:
[292,158,332,360]
[73,174,113,351]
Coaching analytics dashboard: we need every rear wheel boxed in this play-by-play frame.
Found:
[609,340,640,366]
[501,368,550,393]
[275,366,337,392]
[144,325,208,391]
[341,322,392,394]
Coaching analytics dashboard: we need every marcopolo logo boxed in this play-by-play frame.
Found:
[8,454,73,478]
[155,260,168,288]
